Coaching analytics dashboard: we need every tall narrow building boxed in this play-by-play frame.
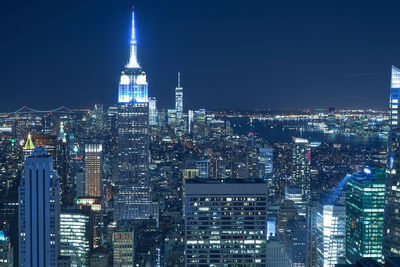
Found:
[114,7,152,220]
[18,147,60,267]
[347,168,385,263]
[85,144,103,198]
[149,97,158,126]
[384,65,400,258]
[175,72,183,120]
[291,137,311,208]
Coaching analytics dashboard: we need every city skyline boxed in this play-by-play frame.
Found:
[2,0,400,111]
[2,2,400,266]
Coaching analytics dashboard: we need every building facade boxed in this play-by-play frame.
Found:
[114,8,152,220]
[184,179,268,265]
[60,210,91,267]
[384,65,400,258]
[113,231,134,267]
[316,202,346,267]
[85,144,103,198]
[18,147,60,267]
[347,169,385,263]
[291,137,311,203]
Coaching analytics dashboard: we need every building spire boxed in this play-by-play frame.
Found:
[126,6,141,69]
[178,72,181,87]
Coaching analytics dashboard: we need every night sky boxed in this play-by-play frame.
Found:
[1,0,400,111]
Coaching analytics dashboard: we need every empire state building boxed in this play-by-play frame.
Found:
[114,7,152,220]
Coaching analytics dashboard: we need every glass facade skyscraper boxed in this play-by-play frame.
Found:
[384,65,400,258]
[346,169,385,263]
[316,201,346,267]
[60,210,91,267]
[175,72,183,120]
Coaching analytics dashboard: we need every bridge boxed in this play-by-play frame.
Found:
[14,106,74,114]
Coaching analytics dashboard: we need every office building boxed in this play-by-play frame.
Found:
[196,160,209,178]
[18,147,60,267]
[347,168,385,264]
[60,210,91,267]
[277,200,306,267]
[0,231,13,267]
[266,237,290,267]
[292,137,311,203]
[90,247,110,267]
[316,200,346,267]
[113,231,134,267]
[184,179,268,265]
[384,65,400,258]
[175,72,183,120]
[85,144,103,198]
[149,97,158,126]
[259,147,273,179]
[285,186,306,217]
[114,7,152,220]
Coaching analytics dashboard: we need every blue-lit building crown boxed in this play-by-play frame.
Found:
[118,8,148,103]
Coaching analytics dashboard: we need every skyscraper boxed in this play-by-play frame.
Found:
[316,200,346,267]
[85,144,103,198]
[175,72,183,120]
[114,7,152,220]
[0,231,13,267]
[113,231,134,267]
[347,168,385,264]
[149,97,158,126]
[60,210,91,267]
[384,65,400,258]
[184,178,268,265]
[292,137,311,199]
[291,137,311,218]
[18,147,60,267]
[259,148,274,201]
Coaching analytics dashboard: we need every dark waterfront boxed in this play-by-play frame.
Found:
[229,117,387,148]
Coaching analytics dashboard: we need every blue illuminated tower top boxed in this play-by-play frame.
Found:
[118,6,148,103]
[126,6,140,69]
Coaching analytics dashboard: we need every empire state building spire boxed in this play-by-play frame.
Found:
[126,6,141,69]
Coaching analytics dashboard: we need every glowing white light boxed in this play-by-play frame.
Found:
[363,168,372,175]
[120,75,130,85]
[392,66,400,88]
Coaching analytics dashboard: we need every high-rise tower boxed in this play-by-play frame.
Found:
[18,147,60,267]
[383,66,400,258]
[114,7,152,220]
[85,144,103,198]
[175,72,183,120]
[118,7,148,104]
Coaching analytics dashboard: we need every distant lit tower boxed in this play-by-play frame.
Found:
[23,133,35,153]
[347,168,385,264]
[259,148,274,202]
[291,137,311,202]
[114,6,152,220]
[85,144,103,198]
[175,72,183,120]
[384,65,400,258]
[18,147,60,267]
[149,97,158,126]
